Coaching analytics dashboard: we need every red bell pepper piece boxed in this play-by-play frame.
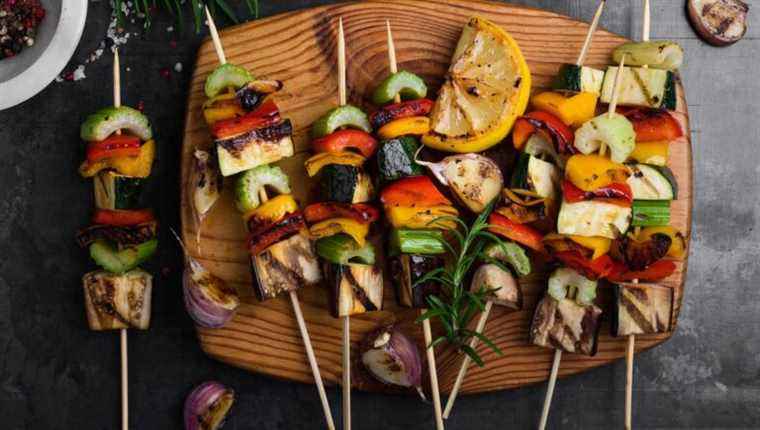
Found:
[488,213,544,252]
[92,209,155,226]
[248,211,306,255]
[553,250,626,280]
[513,111,575,153]
[370,98,434,130]
[380,176,452,208]
[86,134,142,162]
[619,107,683,142]
[311,129,378,158]
[562,180,633,207]
[210,99,280,139]
[608,259,677,282]
[303,202,379,225]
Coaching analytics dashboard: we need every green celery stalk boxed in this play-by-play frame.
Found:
[388,229,446,256]
[632,200,670,226]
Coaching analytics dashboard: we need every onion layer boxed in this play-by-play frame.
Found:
[183,259,240,328]
[360,326,423,396]
[184,381,235,430]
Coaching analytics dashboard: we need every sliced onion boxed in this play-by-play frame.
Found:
[415,148,503,213]
[172,228,240,328]
[360,325,423,398]
[184,381,235,430]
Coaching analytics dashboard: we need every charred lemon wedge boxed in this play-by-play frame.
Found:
[422,17,531,153]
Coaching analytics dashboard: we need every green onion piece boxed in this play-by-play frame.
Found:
[311,105,371,138]
[315,234,376,265]
[631,200,671,226]
[372,71,428,105]
[388,229,446,256]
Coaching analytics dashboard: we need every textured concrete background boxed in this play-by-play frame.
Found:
[0,1,758,429]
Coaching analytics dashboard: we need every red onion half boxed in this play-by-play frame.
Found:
[183,259,240,328]
[361,325,423,397]
[184,381,235,430]
[172,228,240,328]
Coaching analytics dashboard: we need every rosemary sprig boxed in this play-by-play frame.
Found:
[416,201,509,367]
[113,0,261,33]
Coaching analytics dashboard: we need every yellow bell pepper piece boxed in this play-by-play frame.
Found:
[637,226,686,259]
[568,235,611,260]
[304,151,366,177]
[245,194,298,223]
[378,116,431,139]
[565,154,629,191]
[531,91,598,127]
[309,218,369,247]
[79,139,156,178]
[628,141,669,166]
[204,105,245,125]
[203,92,245,125]
[386,205,459,230]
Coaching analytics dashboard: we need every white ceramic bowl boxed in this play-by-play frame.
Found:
[0,0,87,110]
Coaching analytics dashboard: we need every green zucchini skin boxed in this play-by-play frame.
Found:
[376,136,423,184]
[553,64,582,92]
[94,172,144,210]
[319,164,372,204]
[662,71,677,110]
[510,152,531,189]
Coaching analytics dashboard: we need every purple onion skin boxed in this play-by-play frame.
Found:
[184,381,234,430]
[362,326,422,389]
[183,268,236,329]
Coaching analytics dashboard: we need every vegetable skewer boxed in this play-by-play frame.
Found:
[385,21,444,430]
[113,48,129,430]
[536,4,607,429]
[337,19,352,430]
[446,5,608,415]
[203,9,335,429]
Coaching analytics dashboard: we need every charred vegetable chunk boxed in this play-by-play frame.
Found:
[94,172,144,210]
[471,264,522,309]
[390,254,443,309]
[612,282,673,336]
[320,164,373,204]
[376,136,423,183]
[323,262,384,317]
[530,295,602,356]
[610,232,672,271]
[82,269,153,330]
[251,233,321,301]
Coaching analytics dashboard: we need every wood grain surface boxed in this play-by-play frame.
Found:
[180,0,692,395]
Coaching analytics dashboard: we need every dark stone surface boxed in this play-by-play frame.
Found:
[0,1,758,429]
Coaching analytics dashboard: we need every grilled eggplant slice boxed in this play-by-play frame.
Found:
[323,262,384,317]
[76,222,158,249]
[251,232,321,301]
[390,254,443,309]
[191,150,222,221]
[530,295,602,356]
[82,269,153,330]
[471,263,522,310]
[612,282,674,337]
[216,120,294,177]
[610,233,672,271]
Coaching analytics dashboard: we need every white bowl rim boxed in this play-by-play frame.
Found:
[0,0,88,110]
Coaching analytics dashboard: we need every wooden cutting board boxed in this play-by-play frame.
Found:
[180,0,692,395]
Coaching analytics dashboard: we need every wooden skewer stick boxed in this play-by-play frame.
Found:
[538,349,563,430]
[204,9,335,430]
[442,300,493,419]
[625,3,651,427]
[336,17,352,430]
[575,0,607,66]
[599,53,626,157]
[385,18,444,430]
[112,47,129,430]
[422,310,445,430]
[386,20,402,104]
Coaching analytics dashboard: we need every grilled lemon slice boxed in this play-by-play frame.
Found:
[422,17,531,153]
